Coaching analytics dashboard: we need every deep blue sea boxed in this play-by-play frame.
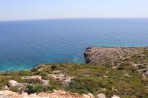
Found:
[0,18,148,72]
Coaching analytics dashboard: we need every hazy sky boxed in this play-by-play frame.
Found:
[0,0,148,21]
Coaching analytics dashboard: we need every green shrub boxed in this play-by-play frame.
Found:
[47,86,60,91]
[9,86,20,92]
[0,76,9,87]
[19,70,32,76]
[37,71,48,79]
[49,80,62,90]
[67,77,107,94]
[31,68,38,72]
[51,65,57,71]
[26,85,43,94]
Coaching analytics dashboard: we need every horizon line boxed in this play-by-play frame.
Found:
[0,17,148,22]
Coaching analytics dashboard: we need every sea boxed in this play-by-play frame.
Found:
[0,18,148,72]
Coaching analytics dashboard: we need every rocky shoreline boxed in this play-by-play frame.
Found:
[84,46,148,76]
[84,46,148,65]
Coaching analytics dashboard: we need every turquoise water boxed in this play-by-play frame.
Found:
[0,18,148,72]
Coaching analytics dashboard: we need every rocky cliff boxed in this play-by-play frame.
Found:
[84,46,148,66]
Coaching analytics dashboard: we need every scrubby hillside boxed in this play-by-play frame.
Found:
[0,63,147,98]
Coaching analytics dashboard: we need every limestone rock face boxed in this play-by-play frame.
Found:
[84,46,148,66]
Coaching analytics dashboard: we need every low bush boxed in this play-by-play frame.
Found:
[67,77,107,94]
[26,84,43,94]
[18,70,34,76]
[9,86,20,92]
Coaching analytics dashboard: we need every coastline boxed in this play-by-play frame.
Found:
[0,47,147,98]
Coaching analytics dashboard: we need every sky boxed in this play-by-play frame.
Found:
[0,0,148,21]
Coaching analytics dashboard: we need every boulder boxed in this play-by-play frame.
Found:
[3,86,9,90]
[22,76,32,79]
[0,90,19,98]
[87,93,94,98]
[52,70,61,74]
[30,75,42,81]
[145,71,148,76]
[124,74,131,77]
[49,73,73,87]
[57,74,65,81]
[22,75,42,82]
[96,93,106,98]
[83,93,94,98]
[49,74,57,80]
[49,74,65,81]
[83,94,91,98]
[111,95,120,98]
[41,80,49,85]
[62,77,72,87]
[8,80,19,87]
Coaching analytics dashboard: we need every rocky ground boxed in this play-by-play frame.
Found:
[0,63,147,98]
[0,90,121,98]
[0,90,86,98]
